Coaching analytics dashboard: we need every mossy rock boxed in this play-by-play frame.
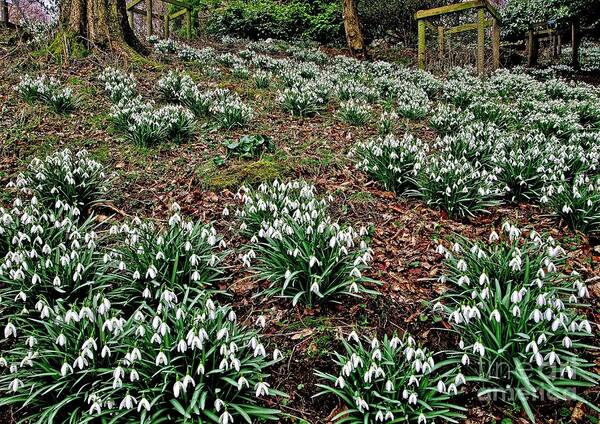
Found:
[202,158,291,191]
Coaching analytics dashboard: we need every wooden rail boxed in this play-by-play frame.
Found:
[415,0,501,73]
[126,0,192,39]
[525,18,580,68]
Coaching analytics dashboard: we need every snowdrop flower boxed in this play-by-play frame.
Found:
[255,381,269,397]
[473,341,485,357]
[155,351,168,366]
[408,392,418,405]
[4,323,16,339]
[490,309,501,323]
[60,362,73,377]
[118,394,136,410]
[138,397,151,412]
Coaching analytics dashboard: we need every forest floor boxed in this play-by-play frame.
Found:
[0,28,599,423]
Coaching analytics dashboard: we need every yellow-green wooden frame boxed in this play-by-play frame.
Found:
[126,0,192,39]
[415,0,501,73]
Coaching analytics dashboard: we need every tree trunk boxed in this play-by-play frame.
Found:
[342,0,366,59]
[0,0,9,26]
[59,0,145,53]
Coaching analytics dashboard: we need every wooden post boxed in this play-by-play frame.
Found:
[527,30,538,67]
[164,13,170,38]
[438,26,444,58]
[477,7,485,74]
[572,19,580,69]
[146,0,153,36]
[492,18,500,70]
[185,8,192,38]
[418,19,426,69]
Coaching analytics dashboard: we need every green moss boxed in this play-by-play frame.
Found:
[32,31,89,62]
[201,157,291,191]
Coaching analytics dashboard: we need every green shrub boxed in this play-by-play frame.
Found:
[413,154,503,219]
[204,0,343,44]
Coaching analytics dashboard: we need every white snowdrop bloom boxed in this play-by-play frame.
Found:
[119,394,137,410]
[219,411,233,424]
[562,336,572,348]
[141,286,152,298]
[146,265,157,279]
[253,343,266,357]
[182,375,195,391]
[177,339,188,353]
[7,377,23,395]
[408,392,418,405]
[447,383,458,395]
[130,369,139,382]
[490,309,501,323]
[89,401,102,415]
[273,349,283,361]
[531,309,543,323]
[335,376,345,389]
[488,231,499,242]
[173,380,185,398]
[385,380,394,392]
[473,341,485,357]
[348,331,360,343]
[579,320,592,333]
[355,396,369,412]
[376,411,385,422]
[561,365,574,379]
[436,380,447,393]
[56,333,67,347]
[4,323,16,339]
[155,351,168,366]
[461,354,470,366]
[255,381,269,397]
[256,315,266,328]
[310,282,321,295]
[456,259,467,271]
[60,362,73,377]
[545,351,560,366]
[512,305,521,317]
[138,397,151,412]
[531,352,544,367]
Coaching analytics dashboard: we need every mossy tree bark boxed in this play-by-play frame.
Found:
[59,0,146,53]
[342,0,366,59]
[1,0,9,26]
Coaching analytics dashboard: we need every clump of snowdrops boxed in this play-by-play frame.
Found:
[99,67,137,103]
[316,332,466,424]
[433,223,599,421]
[11,148,108,215]
[15,74,76,113]
[352,133,428,195]
[236,180,378,306]
[338,99,372,126]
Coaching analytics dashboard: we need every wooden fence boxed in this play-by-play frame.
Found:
[415,0,501,73]
[126,0,193,39]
